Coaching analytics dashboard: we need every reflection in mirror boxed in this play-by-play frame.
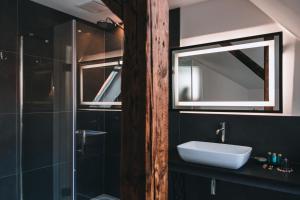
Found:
[172,33,282,112]
[76,21,124,109]
[80,60,122,108]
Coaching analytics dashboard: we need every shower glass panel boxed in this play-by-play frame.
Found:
[20,18,123,200]
[76,21,123,200]
[21,20,76,200]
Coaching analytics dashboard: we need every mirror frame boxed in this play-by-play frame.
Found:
[170,32,283,113]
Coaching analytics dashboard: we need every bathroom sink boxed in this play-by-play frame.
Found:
[177,141,252,169]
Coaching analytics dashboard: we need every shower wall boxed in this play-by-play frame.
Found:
[76,111,121,199]
[0,0,19,199]
[76,21,123,200]
[0,1,124,199]
[19,1,75,199]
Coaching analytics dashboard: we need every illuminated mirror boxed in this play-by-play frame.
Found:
[172,33,282,112]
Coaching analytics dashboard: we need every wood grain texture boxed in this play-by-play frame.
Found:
[103,0,169,199]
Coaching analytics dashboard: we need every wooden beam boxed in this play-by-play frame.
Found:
[102,0,123,19]
[104,0,168,200]
[221,42,265,80]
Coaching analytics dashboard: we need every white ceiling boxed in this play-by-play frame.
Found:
[250,0,300,39]
[169,0,208,9]
[30,0,207,24]
[31,0,300,40]
[30,0,120,23]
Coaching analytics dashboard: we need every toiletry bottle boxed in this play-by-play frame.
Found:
[277,154,282,166]
[267,152,272,165]
[283,158,289,171]
[272,153,277,165]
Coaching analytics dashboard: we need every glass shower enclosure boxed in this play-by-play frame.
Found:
[20,20,76,200]
[19,19,123,200]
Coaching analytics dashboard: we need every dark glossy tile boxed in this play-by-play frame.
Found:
[77,111,105,131]
[52,111,74,164]
[55,163,73,199]
[0,175,18,200]
[76,132,105,157]
[105,111,121,157]
[169,8,181,48]
[22,112,73,171]
[77,194,90,200]
[23,34,54,60]
[76,155,104,197]
[23,166,53,200]
[23,163,73,200]
[104,156,120,198]
[0,0,18,52]
[23,55,75,113]
[22,112,53,171]
[169,111,180,152]
[23,55,54,113]
[0,114,17,177]
[19,0,72,59]
[0,51,17,114]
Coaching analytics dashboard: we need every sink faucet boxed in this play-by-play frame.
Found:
[216,122,226,143]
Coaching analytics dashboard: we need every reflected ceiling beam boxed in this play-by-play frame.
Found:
[221,42,265,80]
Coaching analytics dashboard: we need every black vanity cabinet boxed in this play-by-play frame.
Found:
[169,172,300,200]
[169,152,300,200]
[215,181,299,200]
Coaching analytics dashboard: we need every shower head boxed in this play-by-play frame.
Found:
[96,17,124,31]
[96,20,116,31]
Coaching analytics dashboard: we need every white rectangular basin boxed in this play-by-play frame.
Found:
[177,141,252,169]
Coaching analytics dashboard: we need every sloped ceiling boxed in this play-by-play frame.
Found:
[30,0,121,23]
[31,0,300,40]
[30,0,207,23]
[250,0,300,39]
[169,0,208,9]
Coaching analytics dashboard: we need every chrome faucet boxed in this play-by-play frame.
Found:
[216,122,226,143]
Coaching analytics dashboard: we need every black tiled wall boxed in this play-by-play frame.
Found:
[0,0,19,199]
[170,112,300,163]
[76,111,121,199]
[19,1,75,199]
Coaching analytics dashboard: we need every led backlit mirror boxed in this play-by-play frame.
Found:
[172,33,282,112]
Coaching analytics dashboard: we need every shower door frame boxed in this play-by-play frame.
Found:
[71,19,77,200]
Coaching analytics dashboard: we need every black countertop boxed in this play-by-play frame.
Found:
[169,152,300,195]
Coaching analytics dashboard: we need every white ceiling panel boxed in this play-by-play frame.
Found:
[31,0,208,23]
[30,0,121,23]
[169,0,208,9]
